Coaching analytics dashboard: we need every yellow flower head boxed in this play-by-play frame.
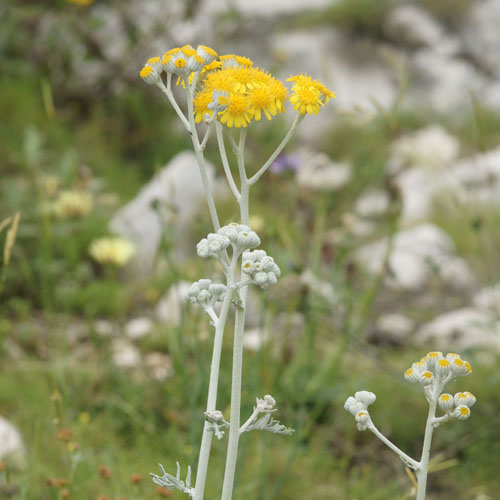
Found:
[287,73,336,114]
[89,237,135,267]
[289,85,323,115]
[193,90,213,123]
[53,191,92,219]
[248,86,278,121]
[218,92,253,128]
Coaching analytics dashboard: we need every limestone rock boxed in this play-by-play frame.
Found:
[388,126,460,174]
[144,352,173,381]
[111,339,141,369]
[111,152,215,275]
[155,281,192,326]
[355,190,390,218]
[415,308,500,352]
[355,224,476,291]
[297,153,351,191]
[473,284,500,314]
[125,317,154,340]
[374,313,415,344]
[384,4,445,48]
[461,0,500,78]
[0,417,25,465]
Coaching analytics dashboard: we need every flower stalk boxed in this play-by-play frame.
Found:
[142,44,334,500]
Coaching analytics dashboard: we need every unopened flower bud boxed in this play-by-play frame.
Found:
[453,405,471,420]
[438,393,454,411]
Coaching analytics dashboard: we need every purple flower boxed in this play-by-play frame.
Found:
[270,154,300,174]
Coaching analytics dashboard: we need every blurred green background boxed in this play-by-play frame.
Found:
[1,0,500,499]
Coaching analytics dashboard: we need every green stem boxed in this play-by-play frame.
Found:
[248,113,302,186]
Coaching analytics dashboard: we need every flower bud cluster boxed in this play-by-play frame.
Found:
[404,352,471,387]
[256,395,276,413]
[196,223,261,261]
[242,250,281,289]
[197,233,231,259]
[140,44,218,84]
[344,391,376,431]
[218,223,261,252]
[185,279,226,306]
[438,391,476,421]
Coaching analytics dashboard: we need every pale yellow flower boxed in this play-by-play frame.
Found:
[89,237,135,267]
[53,190,92,219]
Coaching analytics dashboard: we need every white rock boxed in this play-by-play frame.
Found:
[297,153,351,191]
[355,190,390,217]
[93,320,116,337]
[374,313,415,343]
[88,6,129,63]
[395,167,435,223]
[462,0,500,78]
[125,317,154,340]
[144,352,173,381]
[395,145,500,222]
[473,284,500,313]
[271,27,398,125]
[355,224,476,291]
[208,0,333,17]
[111,152,215,275]
[300,270,342,306]
[0,417,25,464]
[155,281,192,326]
[409,49,484,113]
[384,4,445,48]
[244,328,265,351]
[389,125,460,173]
[415,308,500,352]
[111,339,141,369]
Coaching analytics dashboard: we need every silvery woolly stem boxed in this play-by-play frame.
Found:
[416,393,438,500]
[221,130,249,500]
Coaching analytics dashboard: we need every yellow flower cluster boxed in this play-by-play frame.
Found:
[53,190,92,219]
[89,237,135,267]
[194,61,289,128]
[140,44,335,127]
[288,74,336,115]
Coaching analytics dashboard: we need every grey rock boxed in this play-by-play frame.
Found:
[111,152,215,275]
[415,308,500,352]
[111,339,142,369]
[93,320,116,337]
[0,417,25,465]
[155,281,192,326]
[409,49,484,113]
[125,317,154,340]
[208,0,334,17]
[355,224,477,291]
[384,4,445,48]
[473,284,500,314]
[462,0,500,78]
[144,352,173,381]
[297,153,351,191]
[394,145,500,223]
[243,328,265,352]
[355,190,390,218]
[271,27,398,142]
[388,125,460,174]
[374,313,415,344]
